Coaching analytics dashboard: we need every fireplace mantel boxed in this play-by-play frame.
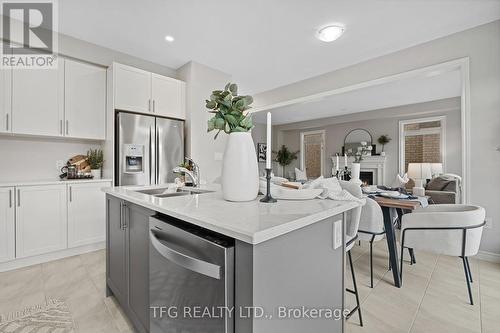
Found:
[337,155,387,185]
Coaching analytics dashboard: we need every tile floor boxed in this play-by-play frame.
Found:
[0,244,499,333]
[346,241,500,333]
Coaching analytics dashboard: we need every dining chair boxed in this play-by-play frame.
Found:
[400,204,485,305]
[358,197,386,288]
[339,180,365,326]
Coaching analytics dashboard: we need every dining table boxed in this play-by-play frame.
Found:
[371,196,423,288]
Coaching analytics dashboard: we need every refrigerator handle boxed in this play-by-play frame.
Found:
[156,126,160,184]
[149,126,153,185]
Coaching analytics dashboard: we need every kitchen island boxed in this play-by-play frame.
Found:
[103,184,360,333]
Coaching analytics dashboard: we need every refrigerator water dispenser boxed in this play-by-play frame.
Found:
[124,144,144,173]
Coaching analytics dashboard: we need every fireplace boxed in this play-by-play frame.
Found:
[360,171,374,186]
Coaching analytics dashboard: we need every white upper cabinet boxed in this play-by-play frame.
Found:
[67,181,110,248]
[0,42,11,134]
[0,187,15,263]
[0,68,11,134]
[15,184,67,258]
[151,74,186,119]
[65,59,106,140]
[12,59,65,137]
[114,64,152,114]
[113,63,186,119]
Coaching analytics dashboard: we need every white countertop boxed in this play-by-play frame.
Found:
[0,178,113,187]
[103,184,360,245]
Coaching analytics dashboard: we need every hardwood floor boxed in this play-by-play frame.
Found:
[0,245,499,332]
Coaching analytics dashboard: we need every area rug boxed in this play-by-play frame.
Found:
[0,298,75,333]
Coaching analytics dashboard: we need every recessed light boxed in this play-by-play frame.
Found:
[317,25,345,42]
[165,35,175,42]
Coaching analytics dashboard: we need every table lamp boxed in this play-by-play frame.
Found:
[407,163,431,196]
[430,163,443,178]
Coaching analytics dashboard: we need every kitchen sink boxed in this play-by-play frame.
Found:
[136,187,214,197]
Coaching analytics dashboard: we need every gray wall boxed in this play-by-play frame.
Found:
[178,62,232,183]
[253,20,500,255]
[268,98,461,184]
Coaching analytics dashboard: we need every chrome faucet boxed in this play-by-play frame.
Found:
[173,157,200,187]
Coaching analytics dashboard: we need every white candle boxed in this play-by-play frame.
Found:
[336,154,339,171]
[266,112,272,169]
[344,153,347,166]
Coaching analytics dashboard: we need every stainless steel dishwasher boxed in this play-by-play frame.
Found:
[149,215,234,333]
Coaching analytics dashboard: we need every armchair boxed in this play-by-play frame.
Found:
[400,204,485,305]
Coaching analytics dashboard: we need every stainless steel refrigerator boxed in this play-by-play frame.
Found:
[116,112,184,186]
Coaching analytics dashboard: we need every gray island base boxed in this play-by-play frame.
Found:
[104,185,358,333]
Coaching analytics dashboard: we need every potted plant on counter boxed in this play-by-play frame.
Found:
[206,83,258,202]
[87,149,104,179]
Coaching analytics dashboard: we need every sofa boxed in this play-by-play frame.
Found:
[407,175,461,204]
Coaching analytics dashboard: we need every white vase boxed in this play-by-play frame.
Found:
[91,169,101,179]
[350,162,362,185]
[221,132,259,201]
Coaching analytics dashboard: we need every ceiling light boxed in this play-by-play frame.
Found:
[317,25,345,42]
[165,35,175,42]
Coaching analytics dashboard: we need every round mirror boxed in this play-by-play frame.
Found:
[344,129,372,153]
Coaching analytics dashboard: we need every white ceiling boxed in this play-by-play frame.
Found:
[252,69,462,125]
[59,0,500,94]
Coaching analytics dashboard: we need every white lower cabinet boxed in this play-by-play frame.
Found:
[68,181,111,248]
[0,187,15,263]
[15,184,68,258]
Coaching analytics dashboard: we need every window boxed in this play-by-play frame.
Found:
[399,116,446,174]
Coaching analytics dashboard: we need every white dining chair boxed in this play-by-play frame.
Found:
[358,197,386,288]
[400,204,485,305]
[339,180,365,326]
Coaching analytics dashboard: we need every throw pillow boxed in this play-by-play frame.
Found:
[426,177,451,191]
[295,167,308,181]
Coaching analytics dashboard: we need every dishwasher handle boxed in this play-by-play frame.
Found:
[150,230,221,280]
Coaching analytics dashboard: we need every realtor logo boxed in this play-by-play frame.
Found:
[1,0,58,68]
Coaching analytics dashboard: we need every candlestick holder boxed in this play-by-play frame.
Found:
[260,168,277,203]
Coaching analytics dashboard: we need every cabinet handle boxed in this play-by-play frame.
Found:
[17,189,20,207]
[69,186,72,202]
[153,100,155,113]
[9,189,12,208]
[66,120,69,135]
[60,120,63,135]
[148,99,151,112]
[122,203,128,229]
[5,114,8,131]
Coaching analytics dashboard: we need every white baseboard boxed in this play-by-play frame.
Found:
[0,242,106,273]
[477,250,500,264]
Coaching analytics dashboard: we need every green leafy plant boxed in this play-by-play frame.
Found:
[274,145,299,166]
[377,134,392,152]
[87,149,104,169]
[206,83,254,139]
[274,145,299,177]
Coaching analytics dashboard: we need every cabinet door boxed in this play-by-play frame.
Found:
[106,196,127,305]
[15,184,67,258]
[0,42,12,133]
[68,182,110,248]
[0,67,12,133]
[127,203,154,332]
[114,64,151,113]
[11,60,64,136]
[151,74,185,119]
[0,187,15,263]
[65,60,106,140]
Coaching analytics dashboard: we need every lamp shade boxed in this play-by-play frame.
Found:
[430,163,443,176]
[407,163,431,179]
